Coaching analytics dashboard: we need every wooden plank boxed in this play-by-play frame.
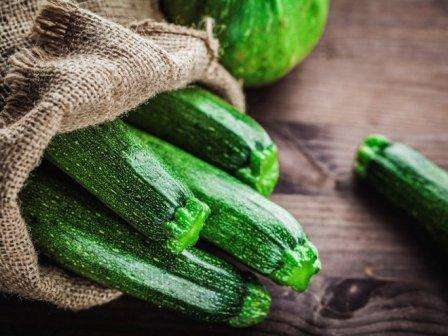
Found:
[247,0,448,132]
[1,276,447,336]
[262,121,448,194]
[1,0,448,334]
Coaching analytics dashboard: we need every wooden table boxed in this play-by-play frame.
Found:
[1,0,448,334]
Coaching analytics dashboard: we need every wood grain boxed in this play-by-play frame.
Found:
[1,0,448,335]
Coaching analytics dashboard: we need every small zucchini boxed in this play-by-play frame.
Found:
[45,119,209,254]
[355,135,448,253]
[126,87,279,196]
[21,165,271,327]
[134,128,321,292]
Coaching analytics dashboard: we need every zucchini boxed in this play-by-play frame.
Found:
[355,135,448,253]
[45,119,209,254]
[162,0,330,86]
[133,128,320,292]
[126,86,279,196]
[20,165,271,327]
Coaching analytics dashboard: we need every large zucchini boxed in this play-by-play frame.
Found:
[45,119,209,254]
[133,128,320,292]
[126,86,279,196]
[355,135,448,253]
[20,165,270,327]
[162,0,330,86]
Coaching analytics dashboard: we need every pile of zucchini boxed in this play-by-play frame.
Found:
[21,87,320,327]
[19,0,446,327]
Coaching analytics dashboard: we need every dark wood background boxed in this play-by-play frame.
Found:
[1,0,448,335]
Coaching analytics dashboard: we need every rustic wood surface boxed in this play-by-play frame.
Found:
[1,0,448,335]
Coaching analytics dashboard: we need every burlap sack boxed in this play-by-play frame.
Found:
[0,0,245,310]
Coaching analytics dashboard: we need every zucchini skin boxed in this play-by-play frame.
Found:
[134,128,321,292]
[126,86,279,196]
[20,166,271,327]
[45,119,209,253]
[162,0,329,86]
[356,135,448,253]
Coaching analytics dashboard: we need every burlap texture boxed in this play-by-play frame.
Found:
[0,0,245,310]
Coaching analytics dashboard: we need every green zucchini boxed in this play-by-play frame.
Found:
[20,165,270,327]
[45,119,209,254]
[162,0,329,86]
[126,86,279,196]
[355,135,448,253]
[133,127,320,292]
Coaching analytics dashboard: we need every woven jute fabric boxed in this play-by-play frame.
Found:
[0,0,244,310]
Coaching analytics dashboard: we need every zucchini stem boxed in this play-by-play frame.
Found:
[236,144,279,196]
[165,198,209,253]
[271,240,321,292]
[355,134,391,177]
